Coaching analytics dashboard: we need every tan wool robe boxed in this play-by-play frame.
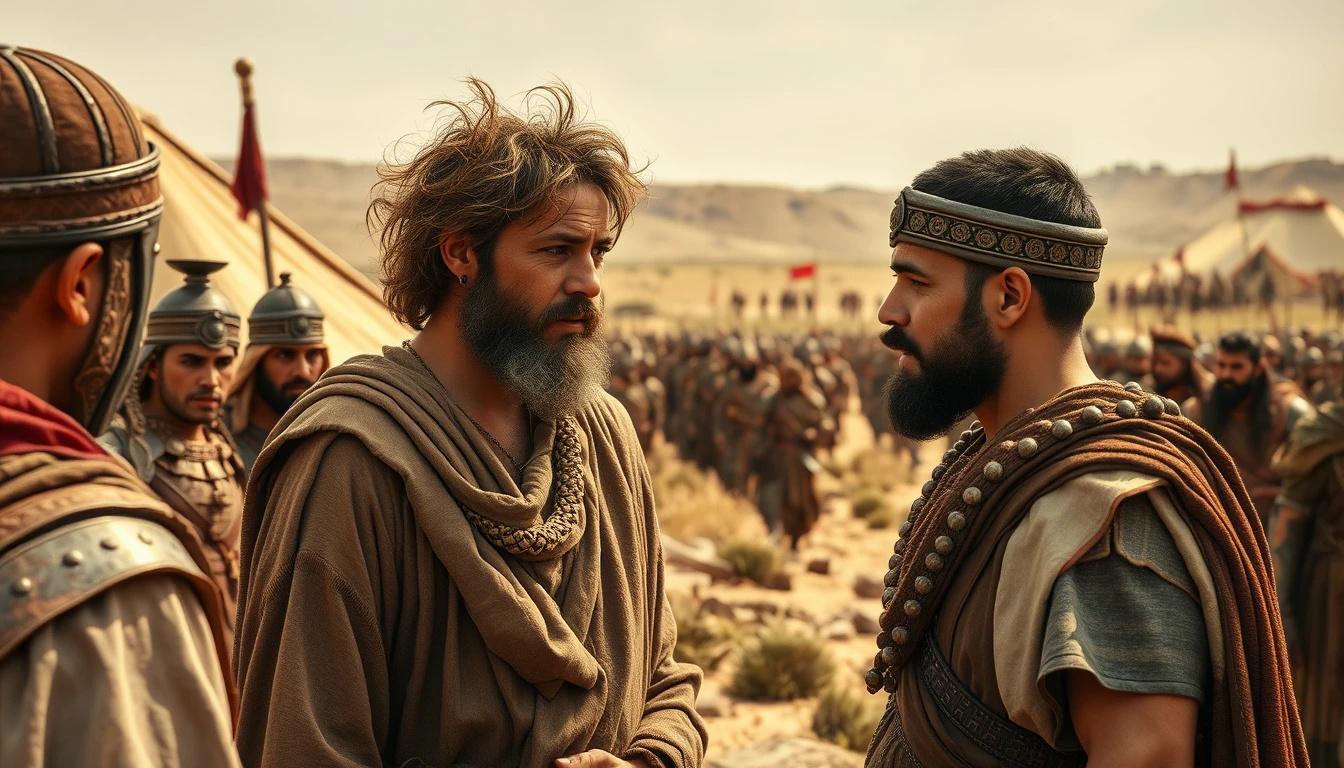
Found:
[234,347,706,768]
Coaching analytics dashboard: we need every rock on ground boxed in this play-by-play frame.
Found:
[853,574,885,599]
[705,737,864,768]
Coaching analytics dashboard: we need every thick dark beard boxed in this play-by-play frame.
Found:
[457,265,610,421]
[1204,372,1268,445]
[881,297,1008,442]
[255,366,308,416]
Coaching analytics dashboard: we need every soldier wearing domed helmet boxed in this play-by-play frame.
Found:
[100,259,247,655]
[223,273,330,472]
[0,45,237,766]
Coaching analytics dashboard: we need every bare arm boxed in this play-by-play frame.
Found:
[1067,670,1198,768]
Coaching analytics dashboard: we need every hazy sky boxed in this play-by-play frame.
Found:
[10,0,1342,188]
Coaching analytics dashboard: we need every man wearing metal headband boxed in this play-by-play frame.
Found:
[864,148,1303,767]
[0,46,238,766]
[223,273,330,473]
[101,259,247,659]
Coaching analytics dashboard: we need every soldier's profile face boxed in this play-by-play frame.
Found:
[151,343,237,425]
[877,244,967,375]
[878,244,1007,440]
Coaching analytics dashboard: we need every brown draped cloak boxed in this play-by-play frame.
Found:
[234,347,706,768]
[865,381,1305,767]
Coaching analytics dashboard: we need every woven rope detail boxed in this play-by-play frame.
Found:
[463,417,584,558]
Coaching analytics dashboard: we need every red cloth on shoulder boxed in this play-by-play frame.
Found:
[0,379,110,461]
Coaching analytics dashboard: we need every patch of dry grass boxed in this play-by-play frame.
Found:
[649,451,766,546]
[668,592,739,672]
[812,684,885,752]
[719,538,783,584]
[728,625,835,702]
[845,448,911,494]
[850,489,895,530]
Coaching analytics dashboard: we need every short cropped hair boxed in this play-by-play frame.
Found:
[913,148,1100,334]
[368,79,647,330]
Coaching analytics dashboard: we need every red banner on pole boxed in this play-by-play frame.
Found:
[1223,149,1239,192]
[230,102,269,220]
[789,263,816,280]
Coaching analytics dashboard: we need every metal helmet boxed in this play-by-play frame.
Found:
[1124,336,1153,358]
[247,272,325,345]
[0,45,164,434]
[144,260,241,351]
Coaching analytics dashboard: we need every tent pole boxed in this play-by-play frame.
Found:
[257,198,276,289]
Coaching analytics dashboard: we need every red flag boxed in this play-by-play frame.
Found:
[789,263,816,280]
[230,103,269,220]
[1223,149,1239,192]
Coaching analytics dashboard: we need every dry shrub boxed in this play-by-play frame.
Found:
[649,453,764,545]
[668,592,737,672]
[851,488,896,529]
[812,684,884,752]
[728,625,834,701]
[850,490,887,519]
[846,448,910,493]
[719,538,782,584]
[864,505,896,529]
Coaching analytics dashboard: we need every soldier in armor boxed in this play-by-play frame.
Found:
[608,345,655,454]
[100,260,246,651]
[756,358,830,549]
[637,349,667,450]
[1120,334,1153,388]
[224,273,329,471]
[0,45,237,765]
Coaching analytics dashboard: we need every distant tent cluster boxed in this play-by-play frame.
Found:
[1111,186,1344,324]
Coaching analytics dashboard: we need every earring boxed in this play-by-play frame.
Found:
[459,274,469,286]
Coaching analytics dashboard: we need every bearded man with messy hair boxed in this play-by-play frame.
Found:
[234,80,706,768]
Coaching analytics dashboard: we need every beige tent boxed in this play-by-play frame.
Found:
[1137,186,1344,296]
[141,115,404,364]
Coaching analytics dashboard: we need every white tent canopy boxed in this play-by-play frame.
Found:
[1135,186,1344,296]
[141,114,405,365]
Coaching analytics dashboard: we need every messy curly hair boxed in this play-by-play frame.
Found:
[368,78,648,330]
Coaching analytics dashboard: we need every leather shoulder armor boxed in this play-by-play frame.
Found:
[0,515,209,659]
[97,415,164,484]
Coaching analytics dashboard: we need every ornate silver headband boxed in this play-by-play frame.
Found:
[888,186,1108,282]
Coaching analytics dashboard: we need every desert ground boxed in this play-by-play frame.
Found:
[651,402,937,764]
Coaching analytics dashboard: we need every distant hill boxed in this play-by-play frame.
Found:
[221,156,1344,280]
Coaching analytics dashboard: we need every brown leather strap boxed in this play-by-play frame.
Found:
[917,637,1086,768]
